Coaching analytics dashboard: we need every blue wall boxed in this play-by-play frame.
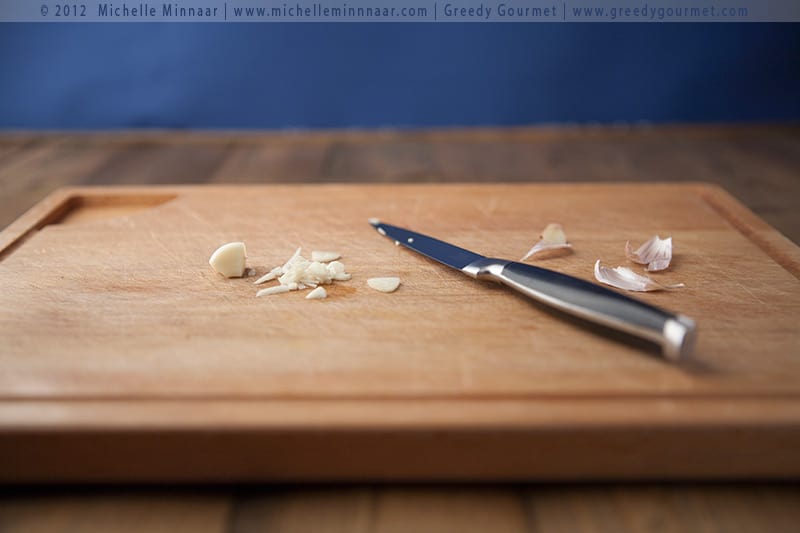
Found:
[1,23,798,129]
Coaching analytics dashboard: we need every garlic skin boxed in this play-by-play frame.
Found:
[542,223,567,244]
[305,286,328,300]
[209,242,247,278]
[593,260,684,292]
[626,236,673,271]
[367,277,401,293]
[521,223,572,261]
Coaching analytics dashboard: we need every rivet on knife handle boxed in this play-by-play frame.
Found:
[370,220,697,361]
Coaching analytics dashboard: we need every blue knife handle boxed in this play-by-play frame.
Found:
[462,258,696,360]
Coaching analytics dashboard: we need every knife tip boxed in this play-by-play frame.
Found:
[368,218,388,236]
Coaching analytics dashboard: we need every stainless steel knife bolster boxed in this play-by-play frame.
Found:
[462,258,697,360]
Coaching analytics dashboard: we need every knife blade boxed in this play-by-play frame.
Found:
[369,219,697,361]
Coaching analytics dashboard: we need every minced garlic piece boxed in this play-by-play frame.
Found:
[256,285,291,297]
[311,251,341,262]
[367,277,401,293]
[254,266,283,285]
[256,248,351,298]
[306,286,327,299]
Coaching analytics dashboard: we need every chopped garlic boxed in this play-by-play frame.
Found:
[256,285,291,297]
[256,248,352,299]
[326,260,351,281]
[593,260,684,292]
[367,277,401,293]
[282,247,303,271]
[209,242,247,278]
[625,235,673,272]
[306,286,327,300]
[311,251,341,262]
[254,266,283,285]
[306,261,329,279]
[521,223,572,261]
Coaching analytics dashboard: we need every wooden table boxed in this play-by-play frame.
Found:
[1,125,798,532]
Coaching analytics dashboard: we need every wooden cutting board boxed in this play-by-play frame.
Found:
[1,183,798,482]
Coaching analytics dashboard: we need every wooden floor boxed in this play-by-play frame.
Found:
[2,484,800,533]
[1,125,799,532]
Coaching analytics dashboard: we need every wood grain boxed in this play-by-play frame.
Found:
[0,490,230,533]
[0,183,798,481]
[1,125,798,243]
[2,484,799,533]
[1,126,798,532]
[371,488,528,533]
[524,484,800,533]
[228,488,372,533]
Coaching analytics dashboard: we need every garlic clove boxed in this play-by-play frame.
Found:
[367,277,401,293]
[305,286,327,299]
[209,242,247,278]
[593,260,684,292]
[311,251,341,262]
[521,223,572,261]
[625,236,673,271]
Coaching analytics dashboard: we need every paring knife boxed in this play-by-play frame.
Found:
[369,220,697,361]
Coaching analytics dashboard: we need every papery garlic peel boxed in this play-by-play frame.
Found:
[593,260,684,292]
[521,223,572,261]
[625,236,673,272]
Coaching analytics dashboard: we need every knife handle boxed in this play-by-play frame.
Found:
[462,258,696,360]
